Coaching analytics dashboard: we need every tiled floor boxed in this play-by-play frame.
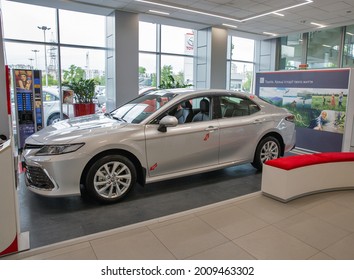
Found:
[3,189,354,260]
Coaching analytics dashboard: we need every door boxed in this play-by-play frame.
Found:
[217,95,263,164]
[145,96,219,177]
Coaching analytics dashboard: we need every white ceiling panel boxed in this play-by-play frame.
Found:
[11,0,354,38]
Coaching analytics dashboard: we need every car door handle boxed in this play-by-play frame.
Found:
[205,126,218,131]
[253,119,263,124]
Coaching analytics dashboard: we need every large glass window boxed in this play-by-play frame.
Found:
[161,55,193,88]
[279,33,304,70]
[139,22,157,52]
[227,36,255,93]
[1,1,57,42]
[59,10,105,47]
[2,0,106,126]
[343,25,354,68]
[139,53,156,88]
[161,25,193,55]
[307,27,342,68]
[139,22,194,89]
[231,36,254,61]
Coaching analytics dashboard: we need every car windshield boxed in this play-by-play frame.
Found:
[110,91,177,123]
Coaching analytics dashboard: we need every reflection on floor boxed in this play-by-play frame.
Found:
[17,163,261,249]
[4,190,354,260]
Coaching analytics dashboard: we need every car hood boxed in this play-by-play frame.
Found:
[27,114,128,144]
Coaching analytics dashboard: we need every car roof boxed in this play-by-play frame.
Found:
[42,87,59,95]
[147,88,256,100]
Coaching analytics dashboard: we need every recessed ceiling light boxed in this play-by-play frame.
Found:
[222,23,238,29]
[149,10,170,15]
[263,32,278,36]
[272,12,284,17]
[135,0,313,22]
[311,22,326,28]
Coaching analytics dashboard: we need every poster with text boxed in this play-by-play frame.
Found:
[255,69,351,152]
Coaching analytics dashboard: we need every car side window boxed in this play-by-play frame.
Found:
[43,92,59,102]
[152,96,213,125]
[220,96,260,118]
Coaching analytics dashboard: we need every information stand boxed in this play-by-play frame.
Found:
[0,139,29,257]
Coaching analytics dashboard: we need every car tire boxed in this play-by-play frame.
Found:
[47,113,68,126]
[252,136,280,171]
[85,155,137,203]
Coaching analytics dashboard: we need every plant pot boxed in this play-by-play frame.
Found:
[73,103,96,117]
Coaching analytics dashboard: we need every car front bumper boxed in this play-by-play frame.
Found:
[23,150,89,197]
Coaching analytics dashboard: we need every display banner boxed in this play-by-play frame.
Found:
[255,69,351,152]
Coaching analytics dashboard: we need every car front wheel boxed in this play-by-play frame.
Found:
[85,155,136,203]
[252,136,280,171]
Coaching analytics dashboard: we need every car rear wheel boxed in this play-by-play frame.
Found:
[252,136,280,171]
[85,155,136,203]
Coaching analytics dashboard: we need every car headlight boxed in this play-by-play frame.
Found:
[35,143,84,156]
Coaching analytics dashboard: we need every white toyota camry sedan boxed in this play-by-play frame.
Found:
[23,89,296,203]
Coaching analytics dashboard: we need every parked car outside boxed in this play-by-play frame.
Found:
[42,87,74,126]
[23,89,296,203]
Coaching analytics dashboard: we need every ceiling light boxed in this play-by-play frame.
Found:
[242,0,313,21]
[273,12,284,17]
[222,23,238,29]
[149,10,170,15]
[347,32,354,36]
[263,32,278,36]
[322,44,331,48]
[311,22,326,28]
[135,0,313,22]
[136,0,241,22]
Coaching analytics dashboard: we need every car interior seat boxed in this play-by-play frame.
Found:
[175,101,194,123]
[192,99,210,122]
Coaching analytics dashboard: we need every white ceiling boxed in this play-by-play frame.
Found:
[11,0,354,39]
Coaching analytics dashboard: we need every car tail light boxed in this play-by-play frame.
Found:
[285,114,295,122]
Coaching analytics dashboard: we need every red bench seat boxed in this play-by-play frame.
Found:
[261,152,354,202]
[265,152,354,170]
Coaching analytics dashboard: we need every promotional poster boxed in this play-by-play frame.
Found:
[255,69,351,152]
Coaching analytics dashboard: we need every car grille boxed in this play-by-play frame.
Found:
[26,166,55,190]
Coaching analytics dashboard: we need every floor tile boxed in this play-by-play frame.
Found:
[305,201,354,232]
[90,227,175,260]
[308,252,334,260]
[199,205,268,239]
[234,225,318,260]
[43,246,97,260]
[323,233,354,260]
[287,192,331,211]
[186,242,255,260]
[150,216,229,259]
[21,242,94,260]
[274,212,349,250]
[326,190,354,210]
[236,195,300,223]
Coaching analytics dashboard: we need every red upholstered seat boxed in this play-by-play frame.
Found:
[265,152,354,171]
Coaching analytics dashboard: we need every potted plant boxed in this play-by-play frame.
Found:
[63,78,97,117]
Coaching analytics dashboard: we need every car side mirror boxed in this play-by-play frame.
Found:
[158,115,178,132]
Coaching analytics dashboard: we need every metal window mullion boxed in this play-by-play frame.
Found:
[302,32,308,65]
[339,26,346,67]
[156,23,161,88]
[56,9,64,121]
